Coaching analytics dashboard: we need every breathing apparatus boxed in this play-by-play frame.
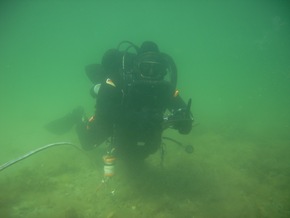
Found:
[87,41,178,99]
[116,41,178,90]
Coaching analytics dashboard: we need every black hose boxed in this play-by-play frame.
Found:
[162,136,183,146]
[162,136,194,154]
[0,142,81,172]
[117,41,139,53]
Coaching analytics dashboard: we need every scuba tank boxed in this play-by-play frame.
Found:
[84,41,178,98]
[103,151,116,177]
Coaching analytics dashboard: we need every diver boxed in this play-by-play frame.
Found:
[46,41,193,161]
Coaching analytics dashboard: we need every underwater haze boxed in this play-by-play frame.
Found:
[1,0,290,217]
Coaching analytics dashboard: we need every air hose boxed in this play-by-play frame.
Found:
[0,142,81,172]
[162,137,194,153]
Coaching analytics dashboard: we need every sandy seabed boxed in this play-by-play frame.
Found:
[0,129,289,218]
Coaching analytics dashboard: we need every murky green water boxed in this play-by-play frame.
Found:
[1,1,289,217]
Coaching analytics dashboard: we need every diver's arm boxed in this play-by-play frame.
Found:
[166,93,193,134]
[168,94,187,110]
[76,81,122,150]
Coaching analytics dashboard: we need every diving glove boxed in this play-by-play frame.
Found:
[171,108,193,134]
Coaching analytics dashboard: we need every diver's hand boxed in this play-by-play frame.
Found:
[170,108,193,134]
[169,99,193,134]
